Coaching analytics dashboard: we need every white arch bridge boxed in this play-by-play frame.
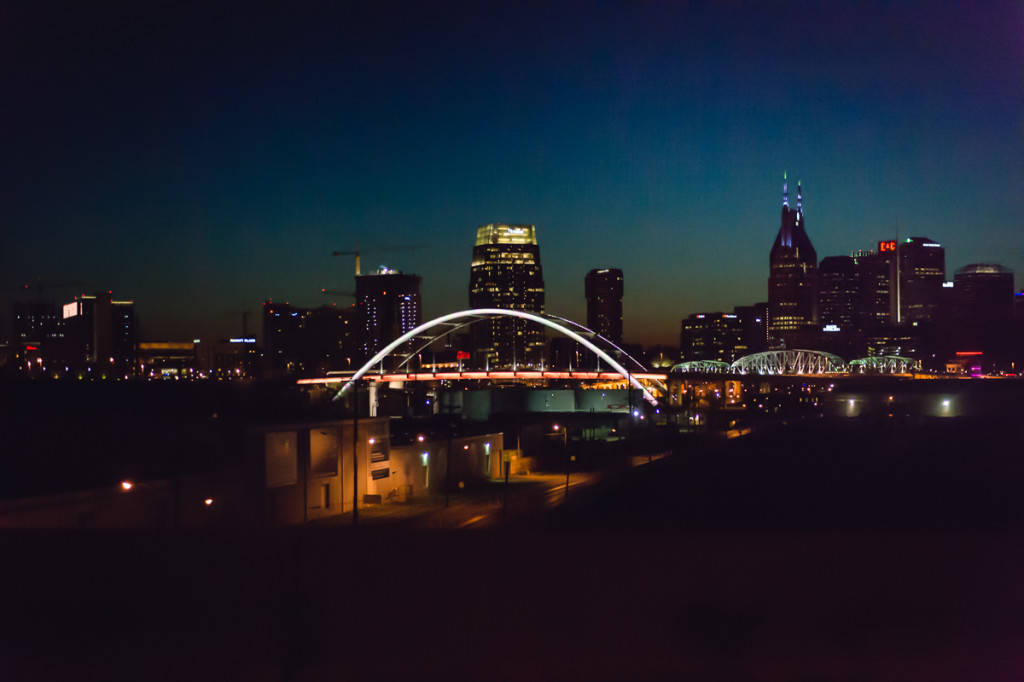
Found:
[327,308,665,405]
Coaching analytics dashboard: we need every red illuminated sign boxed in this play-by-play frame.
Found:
[878,240,896,253]
[456,351,471,360]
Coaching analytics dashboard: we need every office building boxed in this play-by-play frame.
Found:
[468,223,546,368]
[768,176,818,348]
[585,268,623,344]
[680,313,746,364]
[262,301,358,376]
[356,266,422,360]
[733,303,768,355]
[59,292,136,377]
[951,263,1014,369]
[855,243,898,330]
[818,256,858,333]
[899,237,945,325]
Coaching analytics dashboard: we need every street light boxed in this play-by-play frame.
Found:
[553,424,569,501]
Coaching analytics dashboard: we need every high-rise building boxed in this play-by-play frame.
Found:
[733,303,768,355]
[818,256,858,332]
[768,175,818,348]
[468,223,546,368]
[356,266,422,360]
[262,300,358,376]
[856,242,898,330]
[898,237,945,325]
[679,313,746,363]
[585,268,623,344]
[951,263,1014,368]
[59,292,135,377]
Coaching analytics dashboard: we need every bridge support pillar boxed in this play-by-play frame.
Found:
[368,381,378,418]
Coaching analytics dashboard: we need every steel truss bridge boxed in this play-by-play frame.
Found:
[730,349,847,375]
[848,356,920,373]
[324,309,667,405]
[669,350,921,376]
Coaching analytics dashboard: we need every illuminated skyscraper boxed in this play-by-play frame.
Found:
[356,266,422,359]
[585,268,623,344]
[857,242,898,329]
[468,223,545,368]
[768,175,818,348]
[679,312,746,363]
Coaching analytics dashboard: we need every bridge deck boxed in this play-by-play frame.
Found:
[298,370,668,385]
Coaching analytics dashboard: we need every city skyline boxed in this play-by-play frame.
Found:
[4,2,1022,346]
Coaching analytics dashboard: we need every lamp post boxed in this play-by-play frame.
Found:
[352,380,359,525]
[553,424,569,501]
[445,434,452,509]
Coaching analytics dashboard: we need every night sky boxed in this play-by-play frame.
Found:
[4,1,1022,346]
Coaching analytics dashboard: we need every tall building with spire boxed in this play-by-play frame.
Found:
[468,223,546,368]
[768,175,818,348]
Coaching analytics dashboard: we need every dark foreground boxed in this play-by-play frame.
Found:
[3,417,1024,681]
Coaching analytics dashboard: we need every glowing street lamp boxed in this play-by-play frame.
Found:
[552,425,569,501]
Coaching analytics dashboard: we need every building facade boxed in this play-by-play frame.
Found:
[585,268,624,345]
[855,243,898,330]
[59,292,136,378]
[768,176,818,348]
[262,301,358,376]
[951,263,1015,369]
[356,266,422,361]
[899,237,945,325]
[679,313,746,363]
[468,223,546,369]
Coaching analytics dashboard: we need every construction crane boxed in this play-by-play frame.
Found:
[331,244,426,277]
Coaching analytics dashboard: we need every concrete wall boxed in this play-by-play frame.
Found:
[264,419,504,525]
[525,390,576,412]
[264,417,391,525]
[575,388,632,413]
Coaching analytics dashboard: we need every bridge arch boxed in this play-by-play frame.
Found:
[848,356,920,374]
[333,308,660,404]
[670,360,732,373]
[730,349,846,375]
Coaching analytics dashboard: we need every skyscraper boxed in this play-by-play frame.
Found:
[818,256,858,333]
[857,242,898,330]
[768,175,818,348]
[356,266,422,360]
[585,268,623,344]
[898,237,945,325]
[952,263,1014,368]
[468,223,545,368]
[679,312,746,363]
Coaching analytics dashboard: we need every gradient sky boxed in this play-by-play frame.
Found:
[4,1,1022,346]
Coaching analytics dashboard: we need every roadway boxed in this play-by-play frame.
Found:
[312,451,671,531]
